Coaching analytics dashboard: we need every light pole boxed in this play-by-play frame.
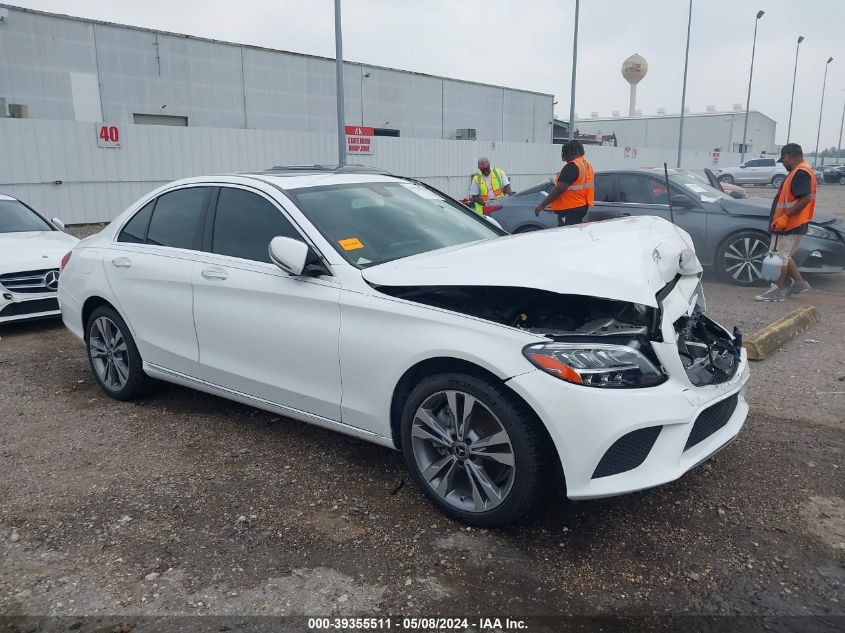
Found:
[740,10,764,163]
[786,35,804,143]
[838,92,845,165]
[568,0,580,141]
[334,0,346,166]
[677,0,693,167]
[814,57,834,168]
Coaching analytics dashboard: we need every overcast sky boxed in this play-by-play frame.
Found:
[12,0,845,149]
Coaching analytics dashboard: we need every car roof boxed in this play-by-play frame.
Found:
[166,171,409,191]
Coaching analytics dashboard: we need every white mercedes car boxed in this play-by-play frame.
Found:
[58,167,749,526]
[0,194,78,324]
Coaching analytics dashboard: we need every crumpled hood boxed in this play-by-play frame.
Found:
[719,197,837,224]
[0,231,79,275]
[363,216,701,308]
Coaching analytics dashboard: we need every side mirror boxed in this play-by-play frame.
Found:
[739,164,747,168]
[671,194,695,209]
[51,217,65,231]
[268,236,309,276]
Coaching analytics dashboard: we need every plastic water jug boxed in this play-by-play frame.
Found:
[761,251,783,282]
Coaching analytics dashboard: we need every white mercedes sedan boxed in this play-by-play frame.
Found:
[58,167,750,526]
[0,194,78,324]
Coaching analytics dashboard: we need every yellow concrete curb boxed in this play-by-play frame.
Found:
[744,305,820,361]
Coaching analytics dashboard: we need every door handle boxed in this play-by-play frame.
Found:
[201,268,228,280]
[111,257,132,268]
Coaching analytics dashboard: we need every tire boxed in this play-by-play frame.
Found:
[715,230,770,286]
[85,305,153,401]
[772,175,785,188]
[839,176,845,186]
[718,174,735,185]
[400,373,552,527]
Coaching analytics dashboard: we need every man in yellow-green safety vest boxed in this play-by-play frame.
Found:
[470,157,512,214]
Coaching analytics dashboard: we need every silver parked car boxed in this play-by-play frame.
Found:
[715,157,787,188]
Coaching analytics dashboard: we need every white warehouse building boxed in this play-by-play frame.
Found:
[0,3,553,142]
[574,110,778,156]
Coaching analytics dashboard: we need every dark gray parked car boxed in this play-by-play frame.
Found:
[486,168,845,286]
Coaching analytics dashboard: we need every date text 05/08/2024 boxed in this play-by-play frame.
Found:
[307,617,528,630]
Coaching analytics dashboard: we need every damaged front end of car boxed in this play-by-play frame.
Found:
[376,283,742,389]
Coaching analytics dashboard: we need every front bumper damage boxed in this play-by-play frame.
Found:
[506,274,750,500]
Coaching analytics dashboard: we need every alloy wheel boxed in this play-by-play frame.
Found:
[722,235,768,283]
[89,316,130,391]
[772,176,785,188]
[410,390,515,513]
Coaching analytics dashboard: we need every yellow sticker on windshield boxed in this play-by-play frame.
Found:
[339,237,364,251]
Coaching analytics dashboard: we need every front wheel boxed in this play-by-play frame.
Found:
[400,373,552,527]
[716,230,770,286]
[86,306,152,400]
[718,174,735,185]
[839,175,845,185]
[772,175,785,188]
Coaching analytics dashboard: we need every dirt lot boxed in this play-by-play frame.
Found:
[1,220,844,630]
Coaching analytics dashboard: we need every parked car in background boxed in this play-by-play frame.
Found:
[0,194,78,324]
[715,157,787,188]
[59,167,749,526]
[822,164,845,184]
[692,168,747,199]
[485,169,845,286]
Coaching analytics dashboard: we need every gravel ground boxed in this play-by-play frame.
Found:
[1,221,843,628]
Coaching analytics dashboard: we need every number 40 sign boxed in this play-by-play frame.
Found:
[96,123,122,148]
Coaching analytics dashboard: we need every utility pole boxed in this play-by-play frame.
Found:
[786,35,804,143]
[838,93,845,165]
[740,10,764,163]
[334,0,346,165]
[677,0,692,167]
[568,0,579,141]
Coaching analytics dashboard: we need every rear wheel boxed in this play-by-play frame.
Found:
[718,174,735,185]
[772,174,785,188]
[839,175,845,185]
[400,373,552,527]
[86,305,152,400]
[716,230,770,286]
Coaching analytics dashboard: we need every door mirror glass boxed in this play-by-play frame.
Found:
[51,217,65,231]
[268,236,309,275]
[671,194,695,209]
[739,164,747,168]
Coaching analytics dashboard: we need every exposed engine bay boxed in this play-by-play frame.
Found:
[674,307,741,386]
[375,285,655,338]
[376,284,741,388]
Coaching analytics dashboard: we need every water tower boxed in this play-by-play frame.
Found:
[622,54,648,117]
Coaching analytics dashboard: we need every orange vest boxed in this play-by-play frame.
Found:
[549,156,595,211]
[773,161,816,232]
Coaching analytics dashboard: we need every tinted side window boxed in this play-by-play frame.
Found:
[618,175,667,204]
[518,180,553,196]
[595,174,614,202]
[212,188,301,263]
[117,200,155,243]
[762,159,776,166]
[745,160,762,167]
[146,188,208,249]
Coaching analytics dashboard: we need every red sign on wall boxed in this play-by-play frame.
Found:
[345,125,374,156]
[96,123,122,148]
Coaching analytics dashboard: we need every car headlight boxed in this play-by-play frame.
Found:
[805,224,839,241]
[523,342,666,388]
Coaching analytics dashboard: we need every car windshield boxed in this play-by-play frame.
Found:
[0,200,53,233]
[288,181,502,267]
[668,174,731,202]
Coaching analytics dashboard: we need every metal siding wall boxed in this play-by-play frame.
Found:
[442,80,504,141]
[0,118,744,224]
